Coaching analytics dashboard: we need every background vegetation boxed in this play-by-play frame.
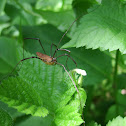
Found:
[0,0,126,126]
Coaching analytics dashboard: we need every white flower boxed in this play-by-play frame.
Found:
[73,69,87,76]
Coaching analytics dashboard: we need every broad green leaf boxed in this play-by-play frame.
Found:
[54,87,85,126]
[0,77,49,117]
[72,0,98,18]
[21,24,112,86]
[4,3,20,19]
[55,104,83,126]
[107,116,126,126]
[35,0,75,31]
[69,88,87,114]
[0,46,85,125]
[34,9,75,31]
[62,0,126,54]
[0,108,13,126]
[5,3,37,26]
[0,0,7,15]
[0,37,17,74]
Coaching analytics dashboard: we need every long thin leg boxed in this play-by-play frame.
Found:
[56,62,84,118]
[55,53,77,68]
[24,38,46,54]
[1,57,41,81]
[55,49,71,70]
[51,43,57,57]
[16,56,42,72]
[19,38,46,73]
[19,38,46,74]
[56,62,84,125]
[51,44,71,57]
[56,62,79,93]
[52,46,71,58]
[51,44,71,69]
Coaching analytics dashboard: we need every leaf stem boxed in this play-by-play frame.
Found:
[113,49,119,115]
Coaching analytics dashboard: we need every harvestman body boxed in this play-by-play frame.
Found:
[36,52,56,65]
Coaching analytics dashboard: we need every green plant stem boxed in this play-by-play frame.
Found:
[113,49,119,116]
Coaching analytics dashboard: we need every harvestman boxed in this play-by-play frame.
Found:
[15,18,80,94]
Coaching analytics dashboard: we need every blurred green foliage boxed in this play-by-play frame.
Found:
[0,0,126,126]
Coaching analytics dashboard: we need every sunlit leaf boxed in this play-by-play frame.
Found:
[107,116,126,126]
[62,0,126,54]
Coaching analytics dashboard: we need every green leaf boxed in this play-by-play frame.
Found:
[5,3,37,26]
[5,3,20,19]
[34,9,75,31]
[0,0,7,15]
[0,108,13,126]
[0,37,17,74]
[0,47,85,125]
[107,116,126,126]
[55,104,83,126]
[69,88,87,114]
[0,77,49,117]
[72,0,97,18]
[62,0,126,54]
